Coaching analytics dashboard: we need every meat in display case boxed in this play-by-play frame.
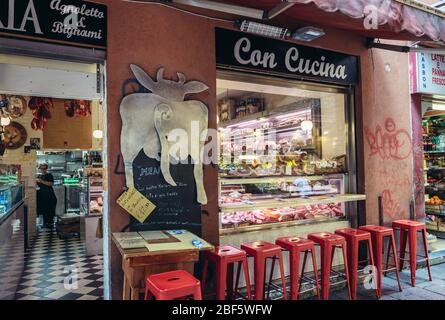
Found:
[217,72,364,233]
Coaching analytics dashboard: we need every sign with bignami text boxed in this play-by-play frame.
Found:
[0,0,107,48]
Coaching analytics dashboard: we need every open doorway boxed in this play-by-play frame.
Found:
[0,54,105,300]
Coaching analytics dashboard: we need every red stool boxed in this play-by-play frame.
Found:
[335,228,378,300]
[201,245,252,300]
[308,232,351,300]
[359,225,402,297]
[144,270,202,300]
[392,220,433,286]
[241,241,287,300]
[276,236,320,300]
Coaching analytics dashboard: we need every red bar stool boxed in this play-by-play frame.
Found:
[201,245,252,300]
[359,225,402,297]
[144,270,202,300]
[335,228,378,300]
[276,236,320,300]
[392,219,433,286]
[241,241,287,300]
[307,232,351,300]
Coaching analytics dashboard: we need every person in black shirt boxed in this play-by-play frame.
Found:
[36,163,57,228]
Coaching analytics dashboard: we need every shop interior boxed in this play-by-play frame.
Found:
[216,71,362,249]
[0,53,105,300]
[423,100,445,254]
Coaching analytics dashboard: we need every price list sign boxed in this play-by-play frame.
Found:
[117,187,156,223]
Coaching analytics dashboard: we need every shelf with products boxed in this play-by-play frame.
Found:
[86,169,103,216]
[217,72,361,233]
[220,215,347,235]
[220,194,366,212]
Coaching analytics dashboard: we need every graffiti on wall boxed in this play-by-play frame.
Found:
[382,189,402,219]
[364,118,412,160]
[365,118,413,220]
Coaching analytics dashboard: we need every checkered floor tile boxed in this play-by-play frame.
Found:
[7,228,103,300]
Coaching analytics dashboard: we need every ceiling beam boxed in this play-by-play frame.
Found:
[265,2,296,20]
[170,0,265,19]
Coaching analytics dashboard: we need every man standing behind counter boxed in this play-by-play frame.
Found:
[36,163,57,229]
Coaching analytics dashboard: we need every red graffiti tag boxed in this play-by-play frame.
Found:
[365,118,412,160]
[382,189,402,219]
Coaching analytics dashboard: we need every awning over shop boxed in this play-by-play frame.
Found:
[219,0,445,43]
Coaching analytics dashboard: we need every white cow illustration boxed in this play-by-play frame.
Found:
[119,64,209,205]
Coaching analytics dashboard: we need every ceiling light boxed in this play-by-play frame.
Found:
[238,20,290,39]
[432,104,445,111]
[93,129,103,139]
[1,117,11,126]
[292,26,325,42]
[301,120,313,131]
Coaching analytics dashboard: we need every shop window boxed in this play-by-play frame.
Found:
[217,71,359,232]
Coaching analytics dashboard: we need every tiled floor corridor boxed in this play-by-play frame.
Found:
[11,228,103,300]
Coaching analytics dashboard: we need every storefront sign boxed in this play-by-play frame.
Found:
[411,52,445,95]
[216,28,358,85]
[0,0,107,48]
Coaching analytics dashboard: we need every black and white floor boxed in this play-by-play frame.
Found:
[12,228,103,300]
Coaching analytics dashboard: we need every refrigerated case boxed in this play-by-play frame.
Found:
[0,184,24,218]
[217,71,363,243]
[80,168,103,256]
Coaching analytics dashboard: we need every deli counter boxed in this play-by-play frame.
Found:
[0,183,26,300]
[216,72,365,256]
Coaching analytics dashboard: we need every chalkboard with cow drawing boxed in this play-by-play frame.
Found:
[129,150,201,236]
[119,64,209,236]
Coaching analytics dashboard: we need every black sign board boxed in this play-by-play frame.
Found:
[216,28,358,85]
[0,0,107,49]
[129,151,202,236]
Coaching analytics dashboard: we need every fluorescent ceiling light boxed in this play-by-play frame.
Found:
[432,104,445,110]
[172,0,264,19]
[293,26,325,42]
[216,79,333,98]
[238,20,290,39]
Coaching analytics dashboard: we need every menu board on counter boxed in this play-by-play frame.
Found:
[129,151,202,236]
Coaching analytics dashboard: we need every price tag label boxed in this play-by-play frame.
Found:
[117,187,156,223]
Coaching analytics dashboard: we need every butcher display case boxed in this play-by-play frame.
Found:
[0,184,24,218]
[217,71,364,235]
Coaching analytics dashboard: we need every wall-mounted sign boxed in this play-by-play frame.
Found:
[411,52,445,95]
[215,28,358,85]
[0,0,107,49]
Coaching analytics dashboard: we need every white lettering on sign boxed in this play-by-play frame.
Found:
[233,36,348,80]
[234,37,278,68]
[51,21,102,39]
[0,0,42,34]
[416,52,445,94]
[0,0,105,44]
[50,0,105,19]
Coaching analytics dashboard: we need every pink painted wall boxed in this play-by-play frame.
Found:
[96,0,416,298]
[361,42,414,225]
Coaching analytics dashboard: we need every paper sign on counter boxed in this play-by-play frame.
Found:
[117,187,156,223]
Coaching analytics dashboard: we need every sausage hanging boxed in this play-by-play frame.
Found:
[28,97,54,130]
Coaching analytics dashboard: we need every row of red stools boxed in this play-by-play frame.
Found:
[143,220,432,300]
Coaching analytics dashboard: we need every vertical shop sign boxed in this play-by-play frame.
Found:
[412,52,445,95]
